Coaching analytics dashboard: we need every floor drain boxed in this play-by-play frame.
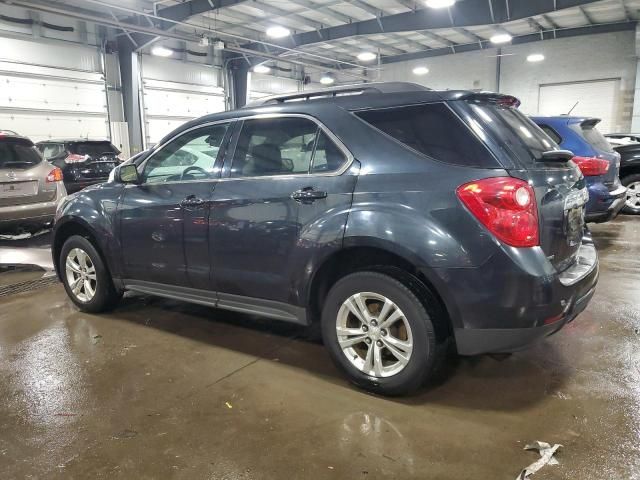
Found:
[0,275,60,298]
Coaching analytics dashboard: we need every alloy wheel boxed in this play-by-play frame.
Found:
[336,292,413,378]
[65,248,97,303]
[625,181,640,211]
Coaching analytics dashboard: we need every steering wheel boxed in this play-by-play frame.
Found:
[180,165,209,180]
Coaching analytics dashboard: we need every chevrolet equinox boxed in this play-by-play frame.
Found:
[52,83,598,395]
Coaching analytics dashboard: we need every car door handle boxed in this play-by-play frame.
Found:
[291,187,327,204]
[181,195,207,208]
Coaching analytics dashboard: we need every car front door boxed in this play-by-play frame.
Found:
[118,122,232,288]
[209,115,357,314]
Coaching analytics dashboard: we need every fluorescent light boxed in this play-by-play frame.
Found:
[320,74,335,85]
[253,64,271,74]
[425,0,455,7]
[151,46,173,57]
[412,66,429,75]
[266,26,290,38]
[527,53,545,62]
[357,51,377,62]
[490,33,512,44]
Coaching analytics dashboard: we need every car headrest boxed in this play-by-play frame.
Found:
[251,143,283,174]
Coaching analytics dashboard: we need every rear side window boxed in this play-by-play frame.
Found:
[539,125,562,145]
[70,141,119,157]
[355,103,496,167]
[572,121,613,153]
[0,141,42,170]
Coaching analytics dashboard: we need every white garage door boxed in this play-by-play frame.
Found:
[248,73,301,102]
[0,38,109,142]
[538,79,620,134]
[141,56,225,146]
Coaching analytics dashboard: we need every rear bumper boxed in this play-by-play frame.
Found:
[425,239,599,355]
[0,183,66,231]
[585,183,626,223]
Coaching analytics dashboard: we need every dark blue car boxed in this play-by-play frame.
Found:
[531,116,626,223]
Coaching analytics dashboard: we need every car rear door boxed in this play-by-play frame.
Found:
[118,122,232,288]
[209,115,357,309]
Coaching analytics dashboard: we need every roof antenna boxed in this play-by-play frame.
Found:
[567,101,579,115]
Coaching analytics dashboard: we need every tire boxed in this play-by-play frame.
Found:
[60,235,121,313]
[321,271,441,396]
[621,174,640,215]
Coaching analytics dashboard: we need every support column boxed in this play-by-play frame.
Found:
[630,25,640,131]
[117,37,144,154]
[230,60,250,109]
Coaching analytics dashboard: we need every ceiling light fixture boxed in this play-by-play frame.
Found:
[266,26,291,39]
[425,0,455,8]
[320,73,335,85]
[151,46,173,57]
[357,51,377,62]
[412,66,430,75]
[527,53,545,62]
[253,64,271,74]
[490,33,512,44]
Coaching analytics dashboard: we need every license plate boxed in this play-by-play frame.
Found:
[0,181,38,198]
[565,206,584,247]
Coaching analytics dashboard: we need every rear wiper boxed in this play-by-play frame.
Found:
[538,150,574,162]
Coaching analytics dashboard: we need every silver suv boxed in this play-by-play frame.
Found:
[0,133,67,233]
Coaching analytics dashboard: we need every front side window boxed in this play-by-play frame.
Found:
[143,123,229,184]
[356,102,496,167]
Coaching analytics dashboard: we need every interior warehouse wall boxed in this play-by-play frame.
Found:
[380,30,636,133]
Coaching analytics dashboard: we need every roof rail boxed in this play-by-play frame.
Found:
[245,82,431,107]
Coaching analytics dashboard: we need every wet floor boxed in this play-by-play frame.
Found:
[0,217,639,479]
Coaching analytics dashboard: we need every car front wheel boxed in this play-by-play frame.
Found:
[321,271,441,396]
[60,235,121,313]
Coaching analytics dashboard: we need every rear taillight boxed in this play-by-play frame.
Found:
[572,156,609,176]
[46,167,63,183]
[65,154,88,164]
[456,177,539,248]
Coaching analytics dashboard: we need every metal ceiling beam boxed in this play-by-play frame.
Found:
[382,20,637,64]
[241,0,603,51]
[578,6,594,25]
[126,0,251,49]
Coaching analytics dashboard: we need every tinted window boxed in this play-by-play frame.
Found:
[468,103,556,164]
[539,125,562,144]
[143,124,229,184]
[70,141,119,157]
[231,117,319,177]
[572,122,614,153]
[311,131,348,173]
[356,102,495,167]
[0,141,42,170]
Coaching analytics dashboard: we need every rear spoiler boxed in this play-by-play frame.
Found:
[460,92,521,108]
[579,118,601,129]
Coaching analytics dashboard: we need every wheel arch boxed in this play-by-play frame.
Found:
[305,240,456,342]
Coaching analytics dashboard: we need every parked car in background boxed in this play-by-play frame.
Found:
[531,116,626,223]
[52,83,598,395]
[36,139,123,193]
[611,142,640,215]
[0,132,66,233]
[604,133,640,147]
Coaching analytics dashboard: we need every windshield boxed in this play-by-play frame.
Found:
[467,101,557,164]
[70,142,119,157]
[0,141,42,170]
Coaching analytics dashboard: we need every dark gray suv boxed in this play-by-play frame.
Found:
[52,83,598,395]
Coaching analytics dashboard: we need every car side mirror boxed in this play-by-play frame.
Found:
[118,164,141,184]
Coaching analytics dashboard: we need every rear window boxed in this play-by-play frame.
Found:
[467,102,556,164]
[0,140,42,170]
[355,102,497,167]
[572,121,613,153]
[69,141,119,157]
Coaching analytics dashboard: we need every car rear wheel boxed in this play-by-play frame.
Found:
[60,235,121,313]
[622,174,640,215]
[321,271,441,396]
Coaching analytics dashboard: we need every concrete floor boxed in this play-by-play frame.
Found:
[0,217,639,480]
